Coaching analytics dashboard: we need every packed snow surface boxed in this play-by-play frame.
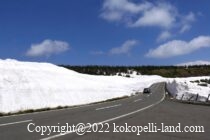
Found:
[0,59,209,114]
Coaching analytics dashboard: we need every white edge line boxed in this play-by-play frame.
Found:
[40,91,165,140]
[133,99,142,102]
[0,119,33,127]
[95,104,121,111]
[0,94,142,119]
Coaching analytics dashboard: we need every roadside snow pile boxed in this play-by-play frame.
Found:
[166,77,210,102]
[0,59,164,114]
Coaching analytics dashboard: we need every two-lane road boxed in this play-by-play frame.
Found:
[0,82,209,140]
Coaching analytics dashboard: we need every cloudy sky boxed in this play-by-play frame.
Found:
[0,0,210,65]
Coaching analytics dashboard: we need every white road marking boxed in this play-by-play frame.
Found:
[0,94,141,119]
[41,91,165,140]
[96,104,121,111]
[0,119,32,127]
[133,99,142,102]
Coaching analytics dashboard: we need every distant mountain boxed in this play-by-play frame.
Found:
[177,60,210,66]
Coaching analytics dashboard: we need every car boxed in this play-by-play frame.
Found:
[143,88,151,94]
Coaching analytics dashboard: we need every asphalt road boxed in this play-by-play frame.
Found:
[0,82,209,140]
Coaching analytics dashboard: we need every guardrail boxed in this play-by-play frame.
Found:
[165,87,210,106]
[179,93,210,102]
[166,88,210,106]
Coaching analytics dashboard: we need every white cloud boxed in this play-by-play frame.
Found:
[100,0,152,22]
[185,12,196,22]
[177,60,210,66]
[109,40,137,55]
[26,39,70,57]
[146,36,210,58]
[100,0,177,29]
[156,31,172,42]
[131,3,177,29]
[100,0,197,39]
[180,12,196,33]
[180,24,191,33]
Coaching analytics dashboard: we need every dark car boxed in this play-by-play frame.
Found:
[143,88,151,94]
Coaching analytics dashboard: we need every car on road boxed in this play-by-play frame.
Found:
[143,88,151,94]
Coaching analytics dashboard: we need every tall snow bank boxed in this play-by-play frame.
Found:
[166,77,210,101]
[0,59,164,114]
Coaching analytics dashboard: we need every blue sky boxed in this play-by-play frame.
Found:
[0,0,210,65]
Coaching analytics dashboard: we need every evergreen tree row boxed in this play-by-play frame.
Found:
[59,65,210,78]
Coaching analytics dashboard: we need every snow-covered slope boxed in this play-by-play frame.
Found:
[0,59,164,114]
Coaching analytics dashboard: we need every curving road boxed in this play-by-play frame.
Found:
[0,82,209,140]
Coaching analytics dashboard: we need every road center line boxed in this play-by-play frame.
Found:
[95,104,121,111]
[41,90,165,140]
[133,99,142,102]
[0,119,32,127]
